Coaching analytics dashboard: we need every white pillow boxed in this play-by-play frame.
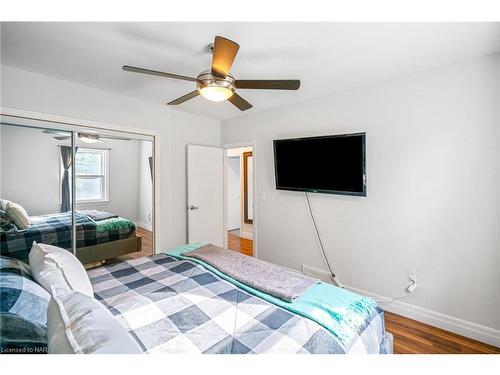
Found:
[29,242,93,297]
[5,201,30,229]
[47,287,142,354]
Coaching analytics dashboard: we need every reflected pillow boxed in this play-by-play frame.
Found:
[0,199,11,212]
[29,242,93,297]
[5,202,30,229]
[0,209,18,232]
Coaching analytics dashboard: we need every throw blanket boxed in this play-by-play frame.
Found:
[167,244,384,350]
[184,244,318,301]
[78,210,118,221]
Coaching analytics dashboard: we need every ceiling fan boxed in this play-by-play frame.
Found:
[43,129,131,144]
[122,36,301,111]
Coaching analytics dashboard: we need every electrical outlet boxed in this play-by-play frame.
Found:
[408,268,417,283]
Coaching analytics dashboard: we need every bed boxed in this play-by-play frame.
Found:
[0,211,141,264]
[87,244,393,354]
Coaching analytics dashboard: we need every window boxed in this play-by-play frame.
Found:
[74,148,109,203]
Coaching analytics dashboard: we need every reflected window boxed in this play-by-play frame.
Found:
[61,148,109,203]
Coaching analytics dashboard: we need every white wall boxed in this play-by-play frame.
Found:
[227,156,241,230]
[97,138,141,221]
[1,124,61,215]
[222,55,500,338]
[1,65,221,251]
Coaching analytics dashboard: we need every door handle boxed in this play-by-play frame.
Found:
[188,205,199,210]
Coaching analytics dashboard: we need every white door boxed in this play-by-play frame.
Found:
[187,144,224,246]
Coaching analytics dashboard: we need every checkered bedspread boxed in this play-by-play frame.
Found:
[89,254,387,354]
[0,212,135,263]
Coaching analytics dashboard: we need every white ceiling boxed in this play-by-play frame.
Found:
[1,22,500,121]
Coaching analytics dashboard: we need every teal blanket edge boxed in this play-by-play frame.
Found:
[165,243,383,349]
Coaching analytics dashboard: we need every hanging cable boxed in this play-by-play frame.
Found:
[305,192,343,288]
[305,193,418,302]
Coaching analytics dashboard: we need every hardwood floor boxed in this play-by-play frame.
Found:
[111,226,153,261]
[228,229,253,256]
[385,311,500,354]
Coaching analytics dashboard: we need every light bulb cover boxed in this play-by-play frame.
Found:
[199,86,234,102]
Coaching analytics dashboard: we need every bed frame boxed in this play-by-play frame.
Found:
[76,235,142,264]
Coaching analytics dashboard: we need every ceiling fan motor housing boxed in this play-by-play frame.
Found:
[196,70,236,93]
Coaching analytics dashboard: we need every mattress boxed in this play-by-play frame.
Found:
[89,253,390,354]
[0,211,135,262]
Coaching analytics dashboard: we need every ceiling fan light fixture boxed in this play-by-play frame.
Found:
[196,71,236,102]
[78,133,100,144]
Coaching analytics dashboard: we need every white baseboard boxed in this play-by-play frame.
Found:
[135,222,152,231]
[345,285,500,348]
[301,264,500,348]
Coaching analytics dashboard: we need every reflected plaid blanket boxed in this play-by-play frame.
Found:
[0,212,135,263]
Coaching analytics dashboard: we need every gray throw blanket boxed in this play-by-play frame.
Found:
[78,210,118,221]
[184,244,319,302]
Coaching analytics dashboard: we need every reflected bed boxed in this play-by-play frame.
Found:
[0,211,141,263]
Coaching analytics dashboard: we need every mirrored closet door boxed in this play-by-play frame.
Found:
[0,119,76,263]
[0,115,155,268]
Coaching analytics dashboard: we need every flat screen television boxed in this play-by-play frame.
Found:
[273,132,366,196]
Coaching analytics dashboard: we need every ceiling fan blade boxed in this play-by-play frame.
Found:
[123,65,198,83]
[43,129,71,136]
[236,80,301,90]
[227,93,253,111]
[100,135,132,141]
[167,90,200,106]
[211,36,240,78]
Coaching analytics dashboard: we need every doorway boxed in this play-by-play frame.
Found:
[224,146,254,257]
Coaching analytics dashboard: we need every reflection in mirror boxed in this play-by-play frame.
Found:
[1,119,154,268]
[73,130,153,267]
[0,122,75,263]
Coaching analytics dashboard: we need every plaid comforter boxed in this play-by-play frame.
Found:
[89,254,387,354]
[0,212,135,262]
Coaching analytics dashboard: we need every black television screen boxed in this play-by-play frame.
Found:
[273,133,366,196]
